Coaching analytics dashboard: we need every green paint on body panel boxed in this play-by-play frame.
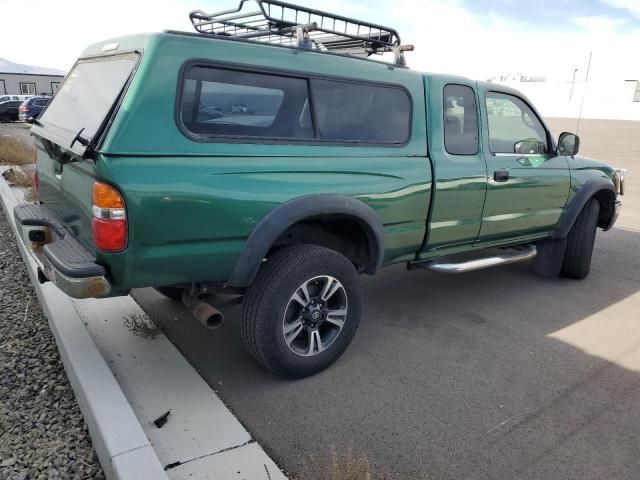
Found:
[30,31,620,295]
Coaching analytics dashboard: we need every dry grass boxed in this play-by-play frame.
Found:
[296,448,391,480]
[0,136,33,166]
[123,313,161,339]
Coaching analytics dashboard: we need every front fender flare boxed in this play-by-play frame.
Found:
[226,195,385,288]
[552,178,616,239]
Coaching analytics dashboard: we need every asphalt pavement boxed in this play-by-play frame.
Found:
[134,118,640,479]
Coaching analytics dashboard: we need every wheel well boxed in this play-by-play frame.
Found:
[270,215,374,273]
[593,189,616,229]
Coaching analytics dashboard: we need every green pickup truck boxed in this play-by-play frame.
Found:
[14,1,625,377]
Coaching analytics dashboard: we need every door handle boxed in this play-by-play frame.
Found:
[494,170,509,182]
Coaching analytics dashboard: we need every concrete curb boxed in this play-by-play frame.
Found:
[0,171,168,480]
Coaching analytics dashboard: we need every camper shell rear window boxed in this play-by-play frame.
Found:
[35,52,138,156]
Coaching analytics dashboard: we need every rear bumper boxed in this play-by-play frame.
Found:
[14,203,111,298]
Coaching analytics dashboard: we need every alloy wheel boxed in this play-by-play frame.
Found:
[282,275,348,356]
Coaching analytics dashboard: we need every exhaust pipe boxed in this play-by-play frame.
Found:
[182,292,224,329]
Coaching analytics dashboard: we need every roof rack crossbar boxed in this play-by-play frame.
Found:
[189,0,412,64]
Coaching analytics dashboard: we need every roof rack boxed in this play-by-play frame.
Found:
[189,0,414,65]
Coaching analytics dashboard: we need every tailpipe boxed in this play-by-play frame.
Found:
[182,292,224,329]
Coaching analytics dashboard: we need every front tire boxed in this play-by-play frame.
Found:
[560,198,600,279]
[241,244,362,378]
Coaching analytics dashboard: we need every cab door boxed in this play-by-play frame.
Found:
[477,87,570,242]
[419,77,487,255]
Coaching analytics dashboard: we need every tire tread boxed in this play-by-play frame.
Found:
[560,198,600,279]
[241,244,360,377]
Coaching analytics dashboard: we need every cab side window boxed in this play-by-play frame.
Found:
[443,84,479,155]
[485,92,548,154]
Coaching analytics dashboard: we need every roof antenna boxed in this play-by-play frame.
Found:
[576,51,592,136]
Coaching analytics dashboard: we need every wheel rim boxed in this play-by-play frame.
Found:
[282,275,348,357]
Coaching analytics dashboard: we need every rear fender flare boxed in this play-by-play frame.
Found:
[226,195,384,287]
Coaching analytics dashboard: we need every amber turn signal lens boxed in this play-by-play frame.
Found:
[93,181,124,208]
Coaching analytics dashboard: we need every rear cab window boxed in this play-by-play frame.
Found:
[177,63,412,145]
[443,84,479,155]
[34,52,139,156]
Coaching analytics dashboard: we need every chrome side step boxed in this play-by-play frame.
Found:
[413,245,537,274]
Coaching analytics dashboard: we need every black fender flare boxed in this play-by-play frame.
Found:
[552,177,616,239]
[226,195,385,287]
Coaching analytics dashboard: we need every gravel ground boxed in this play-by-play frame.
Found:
[0,204,104,480]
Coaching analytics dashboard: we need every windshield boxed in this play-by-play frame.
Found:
[37,53,138,155]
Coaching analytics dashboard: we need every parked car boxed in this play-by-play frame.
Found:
[0,94,32,103]
[0,100,21,122]
[14,1,626,379]
[19,96,50,123]
[198,104,224,120]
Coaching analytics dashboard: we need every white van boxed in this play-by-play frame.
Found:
[0,94,33,103]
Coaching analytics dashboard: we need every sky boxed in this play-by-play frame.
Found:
[1,0,639,84]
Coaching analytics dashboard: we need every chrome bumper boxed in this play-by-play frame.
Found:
[14,204,111,299]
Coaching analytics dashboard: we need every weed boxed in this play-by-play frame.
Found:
[0,136,33,166]
[296,447,391,480]
[123,313,160,339]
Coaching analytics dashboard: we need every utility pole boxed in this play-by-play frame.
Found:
[576,51,593,135]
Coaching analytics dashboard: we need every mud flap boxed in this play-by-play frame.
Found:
[531,237,567,277]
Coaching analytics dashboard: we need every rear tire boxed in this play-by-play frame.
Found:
[560,198,600,279]
[0,114,10,123]
[241,244,362,378]
[154,286,185,302]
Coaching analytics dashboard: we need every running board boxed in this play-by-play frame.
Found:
[411,245,537,274]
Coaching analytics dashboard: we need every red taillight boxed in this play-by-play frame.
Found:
[20,106,28,112]
[92,181,126,252]
[92,218,127,251]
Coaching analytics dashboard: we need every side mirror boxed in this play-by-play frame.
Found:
[558,132,580,156]
[515,138,547,155]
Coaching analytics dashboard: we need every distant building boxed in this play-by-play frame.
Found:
[0,72,65,96]
[487,73,548,83]
[487,71,640,121]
